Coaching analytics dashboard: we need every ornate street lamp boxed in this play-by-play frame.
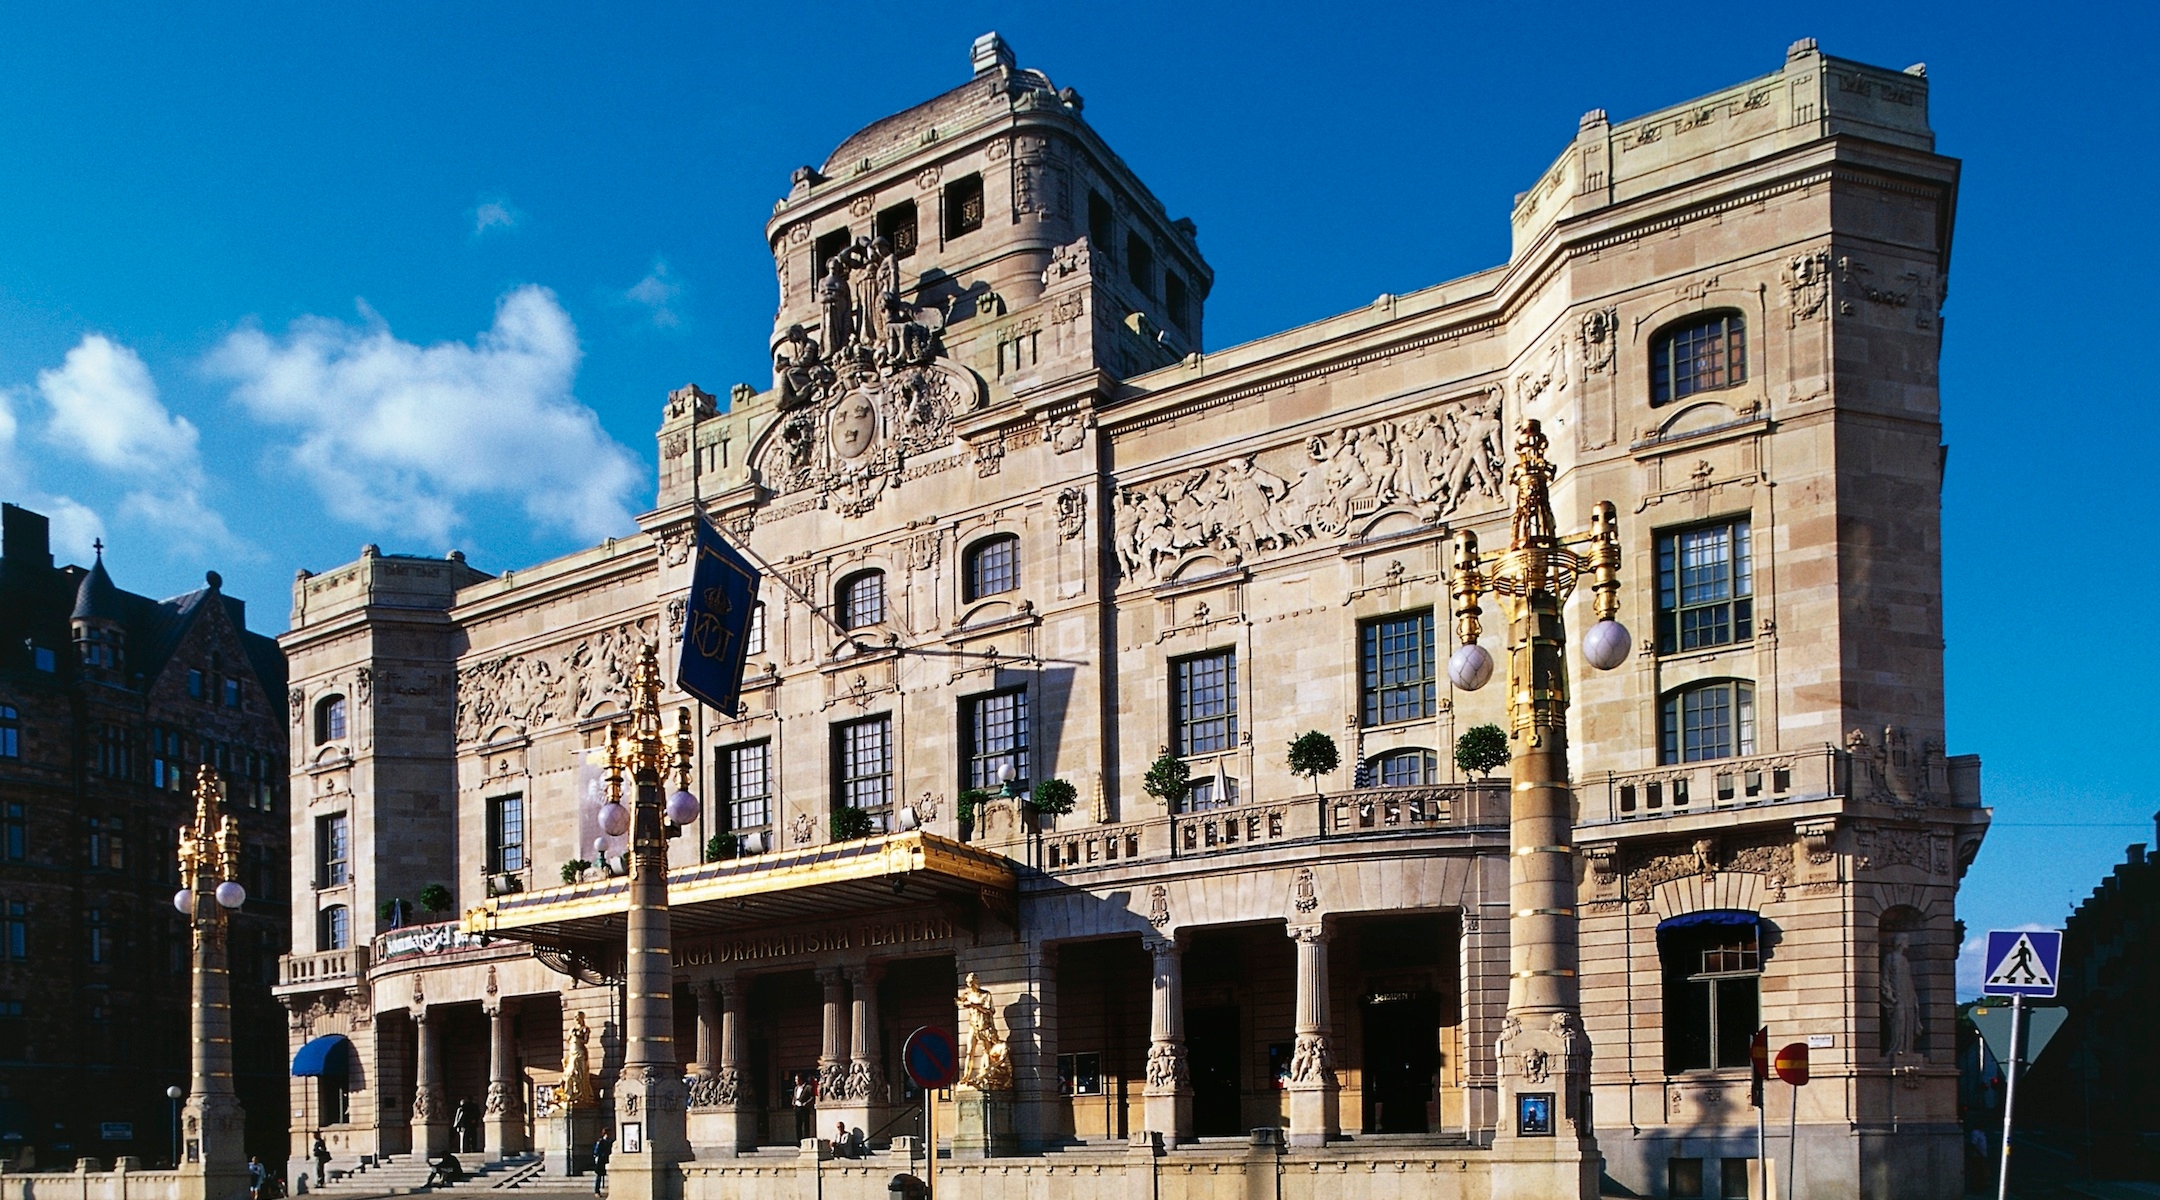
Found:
[170,765,250,1199]
[1445,419,1624,1185]
[603,645,697,1200]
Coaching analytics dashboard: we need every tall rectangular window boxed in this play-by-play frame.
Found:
[834,716,893,826]
[722,741,773,855]
[745,603,767,656]
[1361,610,1437,726]
[1125,233,1154,297]
[3,804,23,862]
[2,902,25,960]
[86,908,107,964]
[943,173,984,239]
[1656,518,1753,654]
[1164,272,1189,331]
[0,705,17,758]
[813,228,851,281]
[187,669,204,699]
[1173,651,1237,757]
[318,813,350,887]
[86,816,125,871]
[95,724,133,780]
[487,795,526,875]
[965,690,1029,793]
[318,904,350,952]
[1088,192,1114,251]
[877,200,918,258]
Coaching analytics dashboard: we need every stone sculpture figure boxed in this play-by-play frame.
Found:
[817,258,853,362]
[1880,931,1921,1056]
[774,324,830,412]
[560,1011,597,1109]
[956,972,1011,1089]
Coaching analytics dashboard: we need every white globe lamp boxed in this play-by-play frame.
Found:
[214,881,247,909]
[599,801,631,837]
[1448,643,1495,691]
[1582,619,1632,671]
[665,789,700,825]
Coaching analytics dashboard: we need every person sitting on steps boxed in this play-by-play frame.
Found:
[423,1153,464,1188]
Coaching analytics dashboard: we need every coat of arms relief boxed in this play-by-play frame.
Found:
[756,234,986,517]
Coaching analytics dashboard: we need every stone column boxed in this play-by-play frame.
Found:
[411,1008,451,1156]
[815,969,850,1131]
[714,979,756,1153]
[483,1003,524,1158]
[178,886,247,1200]
[846,964,886,1107]
[1141,936,1192,1143]
[694,984,721,1077]
[1285,925,1339,1146]
[817,964,884,1143]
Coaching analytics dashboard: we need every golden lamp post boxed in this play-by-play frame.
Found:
[170,765,251,1199]
[1446,419,1627,1197]
[593,645,700,1200]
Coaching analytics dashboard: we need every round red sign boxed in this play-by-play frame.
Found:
[1773,1042,1810,1086]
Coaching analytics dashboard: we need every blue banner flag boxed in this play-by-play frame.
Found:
[677,519,760,717]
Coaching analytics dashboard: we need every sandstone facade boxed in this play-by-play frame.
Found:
[274,35,1985,1200]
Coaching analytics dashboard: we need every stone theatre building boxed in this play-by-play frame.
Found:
[273,34,1986,1200]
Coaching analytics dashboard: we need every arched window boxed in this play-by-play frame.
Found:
[964,535,1020,601]
[837,571,886,630]
[314,695,347,745]
[1364,749,1437,788]
[1658,911,1761,1072]
[1650,312,1746,406]
[1659,680,1755,765]
[317,904,350,952]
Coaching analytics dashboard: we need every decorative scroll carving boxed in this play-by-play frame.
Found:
[1113,394,1505,582]
[1797,818,1837,864]
[1147,885,1171,929]
[1846,726,1945,806]
[1578,307,1618,373]
[1291,867,1319,915]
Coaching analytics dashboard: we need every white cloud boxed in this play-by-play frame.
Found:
[32,334,237,552]
[623,258,682,329]
[474,199,520,236]
[210,285,642,546]
[1958,921,2056,999]
[0,389,107,561]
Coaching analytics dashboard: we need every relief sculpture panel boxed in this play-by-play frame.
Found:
[1113,391,1505,582]
[456,616,660,743]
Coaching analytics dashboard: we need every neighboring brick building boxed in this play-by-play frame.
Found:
[0,503,289,1169]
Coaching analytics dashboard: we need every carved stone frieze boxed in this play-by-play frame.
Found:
[1113,393,1504,582]
[1846,725,1946,806]
[1145,1042,1189,1090]
[455,618,658,743]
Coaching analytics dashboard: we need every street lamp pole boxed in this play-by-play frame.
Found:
[598,646,699,1200]
[1446,419,1628,1200]
[166,1085,183,1169]
[170,766,251,1200]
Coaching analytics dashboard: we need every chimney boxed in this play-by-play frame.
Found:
[1,504,52,569]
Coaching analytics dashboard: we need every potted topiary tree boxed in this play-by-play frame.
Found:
[560,859,593,886]
[1029,778,1078,827]
[1143,752,1192,811]
[705,834,739,862]
[829,807,876,842]
[1286,731,1341,795]
[417,883,453,918]
[956,788,994,842]
[1454,723,1510,780]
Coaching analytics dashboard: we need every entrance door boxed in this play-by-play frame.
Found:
[1361,994,1438,1133]
[1185,1004,1242,1137]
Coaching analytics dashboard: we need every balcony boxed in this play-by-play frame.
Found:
[1584,746,1843,825]
[1040,782,1509,872]
[276,945,369,992]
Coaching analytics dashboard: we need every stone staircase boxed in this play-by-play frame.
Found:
[312,1153,543,1194]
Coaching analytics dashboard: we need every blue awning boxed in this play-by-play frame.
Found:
[1656,908,1759,933]
[292,1034,352,1078]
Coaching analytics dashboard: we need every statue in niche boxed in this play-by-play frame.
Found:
[1880,931,1922,1057]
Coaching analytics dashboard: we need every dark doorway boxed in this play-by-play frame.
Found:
[1362,993,1438,1133]
[1186,1004,1242,1136]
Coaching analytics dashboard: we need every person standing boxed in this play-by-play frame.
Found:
[247,1155,266,1200]
[590,1128,613,1195]
[312,1134,330,1187]
[792,1074,815,1142]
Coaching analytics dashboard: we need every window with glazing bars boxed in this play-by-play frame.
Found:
[1361,610,1437,725]
[1661,924,1761,1072]
[966,690,1029,792]
[966,536,1020,601]
[723,741,772,853]
[1173,651,1237,756]
[318,813,350,886]
[835,716,893,823]
[1656,519,1752,653]
[839,571,886,629]
[487,795,525,874]
[318,904,350,952]
[1660,681,1756,765]
[745,603,767,656]
[1651,312,1746,406]
[944,174,984,239]
[0,706,15,759]
[1370,749,1438,787]
[877,200,918,258]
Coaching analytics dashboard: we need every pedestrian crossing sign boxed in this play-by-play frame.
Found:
[1981,929,2061,998]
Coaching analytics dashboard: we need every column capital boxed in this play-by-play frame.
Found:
[844,961,884,986]
[1288,923,1330,945]
[719,976,748,1003]
[815,967,847,989]
[1142,934,1179,960]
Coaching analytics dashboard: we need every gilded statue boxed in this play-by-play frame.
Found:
[955,972,1011,1090]
[560,1011,597,1109]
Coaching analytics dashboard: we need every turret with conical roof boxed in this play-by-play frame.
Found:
[70,539,125,679]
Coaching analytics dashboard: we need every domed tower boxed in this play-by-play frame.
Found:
[764,31,1211,397]
[70,540,124,680]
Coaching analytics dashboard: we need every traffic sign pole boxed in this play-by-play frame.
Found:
[1996,994,2023,1200]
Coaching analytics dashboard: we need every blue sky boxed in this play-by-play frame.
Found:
[2,3,2154,993]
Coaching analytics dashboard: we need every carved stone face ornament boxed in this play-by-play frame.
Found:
[829,392,880,461]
